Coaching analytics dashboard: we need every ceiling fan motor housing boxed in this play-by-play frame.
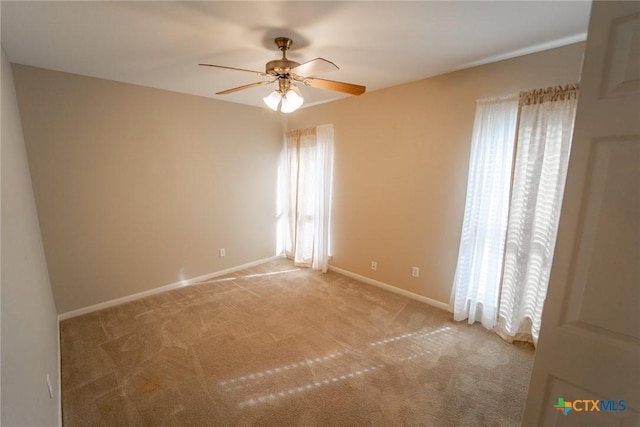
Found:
[266,38,299,76]
[265,59,300,76]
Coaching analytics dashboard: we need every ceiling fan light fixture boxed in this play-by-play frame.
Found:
[263,90,281,111]
[280,86,304,113]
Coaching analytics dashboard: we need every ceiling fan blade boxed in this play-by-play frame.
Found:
[291,58,339,77]
[302,77,366,96]
[199,63,265,76]
[216,80,274,95]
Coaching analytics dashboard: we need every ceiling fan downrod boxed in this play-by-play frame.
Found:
[274,37,293,57]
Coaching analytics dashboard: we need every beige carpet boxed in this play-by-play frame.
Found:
[60,258,534,426]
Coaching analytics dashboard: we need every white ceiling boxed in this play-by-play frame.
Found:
[1,1,592,110]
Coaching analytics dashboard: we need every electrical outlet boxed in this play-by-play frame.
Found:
[219,248,226,257]
[411,267,420,278]
[371,261,377,271]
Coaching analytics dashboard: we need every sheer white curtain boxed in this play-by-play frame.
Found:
[497,85,579,344]
[285,124,334,272]
[451,95,519,329]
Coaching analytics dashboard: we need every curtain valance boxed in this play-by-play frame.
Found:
[519,84,579,106]
[286,127,316,139]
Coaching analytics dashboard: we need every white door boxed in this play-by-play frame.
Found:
[522,1,640,426]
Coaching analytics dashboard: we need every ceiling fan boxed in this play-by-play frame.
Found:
[199,37,366,113]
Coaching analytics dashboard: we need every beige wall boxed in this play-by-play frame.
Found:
[12,42,584,315]
[12,65,284,314]
[288,42,585,305]
[1,47,60,426]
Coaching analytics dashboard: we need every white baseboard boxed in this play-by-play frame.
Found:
[328,265,451,313]
[57,255,282,320]
[57,256,451,320]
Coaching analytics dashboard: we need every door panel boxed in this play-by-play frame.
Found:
[523,1,640,426]
[567,137,639,341]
